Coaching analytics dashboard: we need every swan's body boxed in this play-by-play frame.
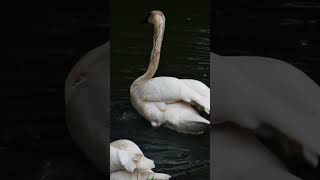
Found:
[212,52,320,166]
[130,11,210,134]
[110,140,170,179]
[65,42,109,175]
[110,140,155,173]
[111,139,144,155]
[212,124,301,180]
[111,170,171,180]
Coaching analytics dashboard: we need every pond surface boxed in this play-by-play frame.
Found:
[111,0,210,179]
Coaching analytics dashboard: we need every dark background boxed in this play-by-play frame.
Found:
[0,1,108,180]
[1,0,320,179]
[212,0,320,179]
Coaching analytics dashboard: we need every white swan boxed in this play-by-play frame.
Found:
[212,124,302,180]
[211,52,320,166]
[110,139,155,173]
[111,170,171,180]
[65,42,109,175]
[110,139,171,180]
[130,10,210,134]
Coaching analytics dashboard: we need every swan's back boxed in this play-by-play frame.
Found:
[111,139,144,155]
[181,79,210,98]
[212,54,320,119]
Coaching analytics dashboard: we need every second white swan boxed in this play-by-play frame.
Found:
[130,10,210,134]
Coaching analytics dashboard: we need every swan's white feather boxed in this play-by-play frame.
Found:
[212,125,302,180]
[163,102,210,134]
[111,139,144,155]
[131,89,210,134]
[181,79,210,99]
[133,76,210,114]
[110,170,171,180]
[110,140,155,173]
[212,53,320,166]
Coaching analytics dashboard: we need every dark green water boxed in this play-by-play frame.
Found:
[111,0,210,179]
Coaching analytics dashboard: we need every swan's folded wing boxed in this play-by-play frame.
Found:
[134,77,210,114]
[181,79,210,99]
[213,54,320,166]
[163,102,210,134]
[257,96,320,167]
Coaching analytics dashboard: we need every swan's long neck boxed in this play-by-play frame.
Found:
[130,21,165,92]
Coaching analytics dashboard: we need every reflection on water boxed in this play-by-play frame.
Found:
[111,0,210,179]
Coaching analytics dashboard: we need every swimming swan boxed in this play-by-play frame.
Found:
[110,139,155,173]
[211,52,320,166]
[110,139,170,179]
[130,10,210,134]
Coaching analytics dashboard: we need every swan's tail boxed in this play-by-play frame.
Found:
[265,110,320,167]
[164,102,210,134]
[166,114,210,135]
[181,79,210,114]
[190,96,210,115]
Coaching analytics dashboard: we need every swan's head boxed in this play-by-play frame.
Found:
[142,10,165,26]
[117,149,155,172]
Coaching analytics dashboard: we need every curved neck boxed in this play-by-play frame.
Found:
[148,23,164,78]
[131,22,165,91]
